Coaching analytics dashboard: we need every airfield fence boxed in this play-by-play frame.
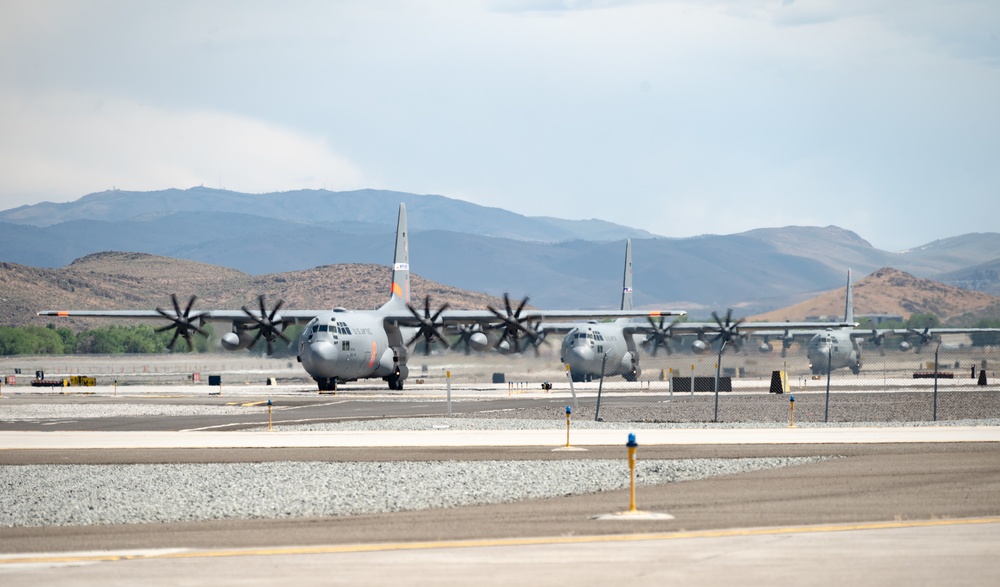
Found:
[572,344,1000,424]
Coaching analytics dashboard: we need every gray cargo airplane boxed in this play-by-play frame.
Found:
[775,270,1000,375]
[556,240,852,382]
[39,204,687,391]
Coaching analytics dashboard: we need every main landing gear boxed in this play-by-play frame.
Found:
[386,372,404,391]
[315,377,338,392]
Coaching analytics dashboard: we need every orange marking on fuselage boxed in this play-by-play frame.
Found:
[392,283,403,298]
[649,311,662,317]
[57,311,70,316]
[369,341,377,368]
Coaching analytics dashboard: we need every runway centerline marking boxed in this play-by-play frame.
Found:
[3,517,997,566]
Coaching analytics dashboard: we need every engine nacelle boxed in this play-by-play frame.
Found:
[899,340,912,352]
[620,351,637,372]
[220,329,255,351]
[469,332,490,352]
[691,340,710,355]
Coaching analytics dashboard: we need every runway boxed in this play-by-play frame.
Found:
[1,379,999,585]
[3,425,1000,449]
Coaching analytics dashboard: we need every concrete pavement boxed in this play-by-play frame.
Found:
[2,425,999,450]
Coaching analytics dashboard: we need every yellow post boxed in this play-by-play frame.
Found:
[627,432,638,513]
[267,399,273,431]
[565,406,572,448]
[789,395,796,428]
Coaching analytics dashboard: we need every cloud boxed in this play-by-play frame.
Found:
[0,91,366,206]
[1,1,998,252]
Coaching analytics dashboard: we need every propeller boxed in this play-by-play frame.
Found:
[708,309,745,353]
[241,295,290,356]
[868,329,886,356]
[521,320,548,356]
[644,315,677,356]
[487,293,535,353]
[454,324,481,355]
[781,329,794,357]
[906,326,934,354]
[155,294,207,351]
[406,296,450,355]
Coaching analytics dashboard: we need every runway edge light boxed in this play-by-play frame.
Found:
[627,433,638,513]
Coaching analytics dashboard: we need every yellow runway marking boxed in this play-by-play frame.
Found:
[3,517,998,566]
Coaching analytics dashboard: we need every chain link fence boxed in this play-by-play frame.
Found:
[573,343,1000,424]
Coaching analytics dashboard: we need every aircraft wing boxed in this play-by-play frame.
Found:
[383,309,687,328]
[882,327,1000,336]
[37,309,320,324]
[621,320,854,336]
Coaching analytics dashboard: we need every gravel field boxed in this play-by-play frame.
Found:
[0,456,827,528]
[456,391,1000,425]
[2,390,997,530]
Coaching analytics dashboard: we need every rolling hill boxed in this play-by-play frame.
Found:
[1,187,998,312]
[1,253,506,330]
[748,268,1000,323]
[6,256,998,332]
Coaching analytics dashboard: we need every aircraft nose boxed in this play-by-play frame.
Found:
[308,340,337,362]
[301,340,338,376]
[570,345,595,363]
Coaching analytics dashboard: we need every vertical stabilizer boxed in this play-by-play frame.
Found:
[844,269,854,325]
[382,203,410,310]
[620,239,633,311]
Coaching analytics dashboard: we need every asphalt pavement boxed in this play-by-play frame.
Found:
[1,383,999,586]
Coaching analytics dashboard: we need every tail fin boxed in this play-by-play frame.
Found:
[844,269,854,325]
[620,239,633,311]
[381,203,410,311]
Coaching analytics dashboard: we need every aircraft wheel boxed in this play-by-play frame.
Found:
[315,377,338,391]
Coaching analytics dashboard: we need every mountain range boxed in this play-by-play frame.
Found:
[2,187,999,314]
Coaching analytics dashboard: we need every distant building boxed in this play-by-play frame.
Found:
[857,314,904,325]
[804,313,903,324]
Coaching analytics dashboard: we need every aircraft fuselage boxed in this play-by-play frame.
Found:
[560,320,639,382]
[807,329,862,375]
[298,309,408,389]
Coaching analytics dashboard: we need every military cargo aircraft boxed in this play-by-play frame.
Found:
[761,270,1000,375]
[554,240,853,382]
[39,204,688,391]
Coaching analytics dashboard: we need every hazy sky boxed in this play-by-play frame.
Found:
[1,0,998,251]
